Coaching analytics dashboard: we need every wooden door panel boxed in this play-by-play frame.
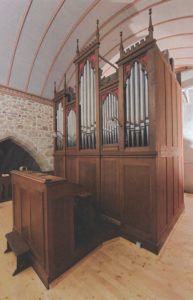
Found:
[101,158,120,220]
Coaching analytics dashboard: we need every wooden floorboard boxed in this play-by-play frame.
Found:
[0,194,193,300]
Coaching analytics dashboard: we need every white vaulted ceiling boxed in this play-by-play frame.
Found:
[0,0,193,99]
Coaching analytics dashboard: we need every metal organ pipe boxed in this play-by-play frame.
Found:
[102,97,106,144]
[125,61,149,147]
[114,94,118,143]
[83,65,87,148]
[80,75,84,148]
[56,102,63,150]
[56,106,59,136]
[56,106,59,149]
[111,95,114,143]
[102,93,118,145]
[139,64,145,146]
[103,97,105,144]
[108,98,110,143]
[67,110,76,147]
[107,95,109,143]
[111,94,114,144]
[93,70,96,147]
[113,96,118,144]
[90,67,94,148]
[83,65,86,148]
[104,98,107,144]
[130,67,135,146]
[86,65,89,148]
[134,62,140,146]
[145,71,149,145]
[79,60,96,149]
[125,78,130,146]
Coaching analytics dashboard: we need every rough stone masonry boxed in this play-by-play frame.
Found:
[0,88,54,171]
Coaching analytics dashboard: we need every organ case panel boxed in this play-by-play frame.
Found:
[120,158,156,249]
[78,157,100,200]
[66,156,77,184]
[54,152,65,178]
[154,45,184,246]
[101,158,120,220]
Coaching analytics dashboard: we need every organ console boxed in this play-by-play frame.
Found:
[9,170,118,288]
[54,8,184,255]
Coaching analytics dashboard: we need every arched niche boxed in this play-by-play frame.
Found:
[0,138,41,173]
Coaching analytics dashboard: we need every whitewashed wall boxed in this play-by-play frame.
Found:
[183,89,193,193]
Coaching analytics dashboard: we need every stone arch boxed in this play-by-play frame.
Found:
[0,135,47,171]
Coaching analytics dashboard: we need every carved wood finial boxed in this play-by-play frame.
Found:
[148,8,154,39]
[96,19,100,42]
[54,81,56,96]
[76,38,79,55]
[120,31,124,56]
[64,73,67,91]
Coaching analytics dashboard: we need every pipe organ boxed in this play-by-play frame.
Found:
[54,10,184,254]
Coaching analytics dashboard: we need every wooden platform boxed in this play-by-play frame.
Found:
[0,194,193,299]
[5,231,31,276]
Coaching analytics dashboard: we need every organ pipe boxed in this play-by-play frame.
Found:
[79,60,96,149]
[80,75,84,148]
[56,102,64,150]
[139,63,145,146]
[130,66,135,146]
[145,72,149,145]
[102,93,118,145]
[67,110,76,147]
[125,61,149,147]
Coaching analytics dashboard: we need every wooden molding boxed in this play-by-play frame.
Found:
[0,84,53,106]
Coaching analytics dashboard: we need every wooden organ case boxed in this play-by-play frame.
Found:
[54,10,184,253]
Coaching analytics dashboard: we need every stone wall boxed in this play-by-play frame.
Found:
[0,85,54,171]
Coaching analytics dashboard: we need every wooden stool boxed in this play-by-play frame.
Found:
[5,231,31,276]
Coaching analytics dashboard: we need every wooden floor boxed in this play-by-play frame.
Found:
[0,194,193,300]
